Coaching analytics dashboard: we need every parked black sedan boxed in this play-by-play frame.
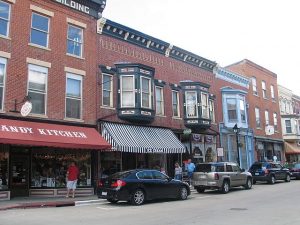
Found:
[288,163,300,179]
[97,169,190,205]
[249,161,291,184]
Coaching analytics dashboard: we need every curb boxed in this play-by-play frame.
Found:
[0,201,75,211]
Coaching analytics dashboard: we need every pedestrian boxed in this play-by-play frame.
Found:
[187,158,195,186]
[160,167,166,175]
[66,161,79,198]
[174,162,182,180]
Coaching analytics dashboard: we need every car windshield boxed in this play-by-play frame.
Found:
[109,171,131,179]
[195,164,224,172]
[250,163,262,170]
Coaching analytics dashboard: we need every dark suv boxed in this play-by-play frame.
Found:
[249,162,291,184]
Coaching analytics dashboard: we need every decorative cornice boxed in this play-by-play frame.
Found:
[216,67,250,89]
[98,19,217,72]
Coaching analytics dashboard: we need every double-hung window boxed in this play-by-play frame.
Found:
[226,98,237,121]
[66,73,82,119]
[270,85,275,100]
[186,91,198,118]
[28,64,48,115]
[255,107,261,128]
[120,75,135,107]
[265,110,269,125]
[141,76,151,108]
[0,1,10,37]
[102,74,113,107]
[252,77,258,95]
[273,113,278,131]
[285,120,292,133]
[239,99,246,122]
[0,57,7,110]
[172,90,180,117]
[209,100,215,123]
[67,25,83,57]
[201,93,209,119]
[155,86,164,116]
[262,81,267,98]
[30,13,50,48]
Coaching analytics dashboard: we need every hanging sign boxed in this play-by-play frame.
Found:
[20,101,32,117]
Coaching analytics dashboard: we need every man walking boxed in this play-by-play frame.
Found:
[187,158,195,186]
[66,161,79,198]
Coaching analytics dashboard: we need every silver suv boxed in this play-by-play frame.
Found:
[192,162,253,194]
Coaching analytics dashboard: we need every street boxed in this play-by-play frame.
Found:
[1,180,299,225]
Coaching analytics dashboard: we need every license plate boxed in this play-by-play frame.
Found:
[102,191,107,196]
[200,175,206,179]
[255,173,259,176]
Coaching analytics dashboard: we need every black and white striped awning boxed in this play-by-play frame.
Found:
[101,122,186,154]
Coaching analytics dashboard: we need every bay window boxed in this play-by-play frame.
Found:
[155,86,164,116]
[201,93,209,119]
[186,91,198,118]
[121,75,135,108]
[141,76,151,108]
[172,90,180,117]
[227,98,237,121]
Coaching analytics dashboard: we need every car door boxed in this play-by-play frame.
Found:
[151,171,175,199]
[225,164,237,186]
[271,163,281,179]
[232,164,246,186]
[136,170,156,199]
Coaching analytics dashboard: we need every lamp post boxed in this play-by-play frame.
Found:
[233,123,240,166]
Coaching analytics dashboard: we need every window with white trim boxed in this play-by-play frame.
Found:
[201,92,209,119]
[273,113,278,131]
[265,110,269,125]
[285,120,292,133]
[252,77,258,95]
[186,91,198,118]
[102,73,113,107]
[262,81,267,98]
[209,99,215,123]
[155,86,164,116]
[120,75,135,107]
[172,90,180,117]
[30,13,50,47]
[0,0,10,37]
[270,85,275,100]
[28,64,48,115]
[66,73,82,119]
[255,107,261,128]
[239,98,246,122]
[141,76,151,108]
[0,57,7,110]
[67,25,83,57]
[226,98,237,121]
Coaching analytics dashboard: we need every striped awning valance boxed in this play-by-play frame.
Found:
[101,122,186,154]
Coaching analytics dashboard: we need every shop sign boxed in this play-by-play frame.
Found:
[52,0,101,18]
[205,135,213,143]
[217,147,224,157]
[20,101,32,117]
[192,134,202,142]
[0,124,88,139]
[146,148,164,153]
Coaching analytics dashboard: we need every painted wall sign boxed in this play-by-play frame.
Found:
[52,0,102,18]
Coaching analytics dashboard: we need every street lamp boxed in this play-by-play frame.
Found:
[233,123,240,166]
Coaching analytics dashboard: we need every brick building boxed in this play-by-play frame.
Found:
[226,59,284,163]
[0,0,109,200]
[95,18,219,177]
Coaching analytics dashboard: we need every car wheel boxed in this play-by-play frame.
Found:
[196,187,205,193]
[285,174,291,182]
[244,177,253,190]
[178,186,188,200]
[107,198,118,204]
[268,175,276,184]
[131,189,145,206]
[221,180,230,194]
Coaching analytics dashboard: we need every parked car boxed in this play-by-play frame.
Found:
[192,162,253,194]
[97,169,190,205]
[287,163,300,179]
[249,161,291,184]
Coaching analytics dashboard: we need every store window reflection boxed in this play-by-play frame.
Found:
[31,150,91,188]
[0,148,9,190]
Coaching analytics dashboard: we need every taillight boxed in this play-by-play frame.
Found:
[98,180,103,187]
[214,173,219,180]
[111,180,127,188]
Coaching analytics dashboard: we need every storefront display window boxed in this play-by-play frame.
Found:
[31,150,91,188]
[0,147,9,190]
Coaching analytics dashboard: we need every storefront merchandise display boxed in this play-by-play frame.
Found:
[0,150,9,190]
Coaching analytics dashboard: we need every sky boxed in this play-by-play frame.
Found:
[102,0,300,96]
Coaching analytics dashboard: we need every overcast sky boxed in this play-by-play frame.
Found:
[103,0,300,96]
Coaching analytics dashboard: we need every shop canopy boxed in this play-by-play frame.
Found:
[0,118,111,150]
[285,142,300,155]
[101,122,186,154]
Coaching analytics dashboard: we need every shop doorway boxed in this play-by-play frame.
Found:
[10,153,30,197]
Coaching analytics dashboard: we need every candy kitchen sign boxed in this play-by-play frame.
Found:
[52,0,104,18]
[0,124,87,139]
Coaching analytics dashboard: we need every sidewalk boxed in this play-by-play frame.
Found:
[0,195,102,211]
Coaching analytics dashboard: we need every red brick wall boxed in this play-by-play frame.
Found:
[96,35,216,130]
[226,60,283,140]
[1,0,98,125]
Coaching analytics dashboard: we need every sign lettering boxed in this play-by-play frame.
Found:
[53,0,90,15]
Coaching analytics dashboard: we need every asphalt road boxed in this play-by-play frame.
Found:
[1,180,299,225]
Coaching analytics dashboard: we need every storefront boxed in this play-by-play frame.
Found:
[99,122,186,177]
[0,118,110,200]
[255,137,284,163]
